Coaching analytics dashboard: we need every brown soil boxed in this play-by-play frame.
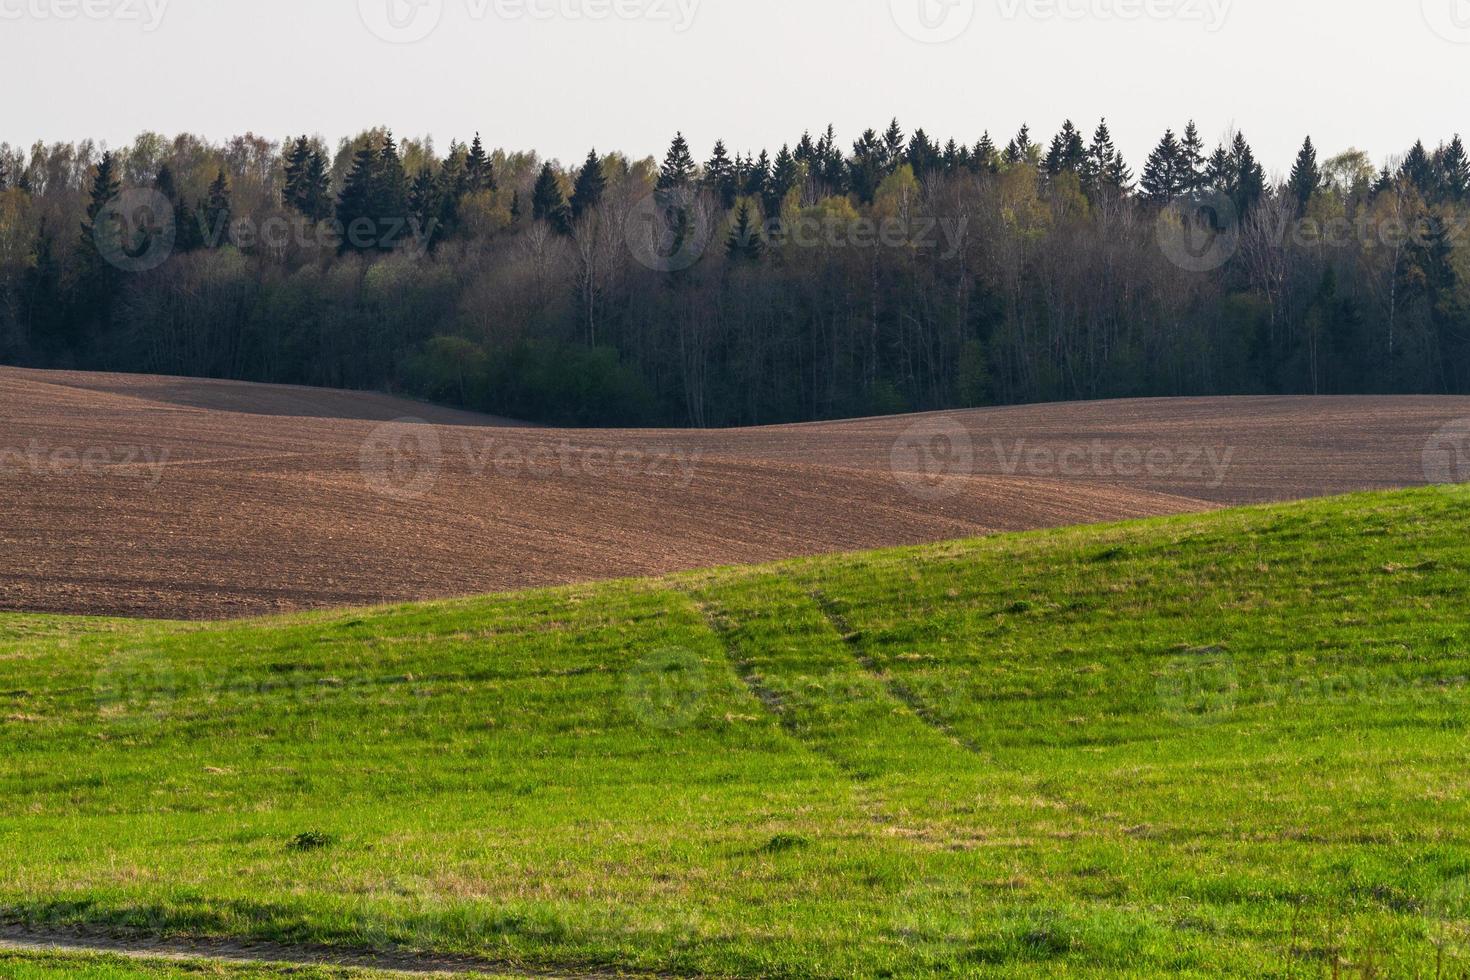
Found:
[4,366,1465,620]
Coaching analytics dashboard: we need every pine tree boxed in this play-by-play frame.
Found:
[1044,120,1087,179]
[1230,132,1266,216]
[1083,119,1126,196]
[1140,129,1182,203]
[1287,136,1321,214]
[725,201,762,261]
[374,132,409,246]
[818,125,846,192]
[746,149,771,199]
[1372,165,1396,197]
[1401,140,1436,198]
[794,131,817,167]
[881,119,905,172]
[657,132,697,191]
[336,142,379,253]
[531,162,570,234]
[570,148,606,220]
[973,132,998,173]
[202,170,232,247]
[1442,135,1470,202]
[153,163,198,253]
[80,151,122,255]
[1013,124,1033,162]
[465,134,495,194]
[1180,121,1207,192]
[703,141,736,209]
[849,129,886,202]
[767,145,799,219]
[408,167,441,242]
[906,129,940,176]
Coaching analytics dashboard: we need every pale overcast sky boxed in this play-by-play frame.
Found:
[3,0,1466,174]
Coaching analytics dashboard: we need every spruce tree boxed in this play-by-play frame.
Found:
[202,170,232,247]
[80,151,122,255]
[1287,136,1321,214]
[1180,121,1207,192]
[1043,121,1087,179]
[570,148,606,219]
[465,134,495,194]
[657,132,697,191]
[818,125,846,192]
[374,132,409,245]
[881,119,905,172]
[335,143,379,252]
[1401,140,1436,198]
[725,201,762,261]
[703,140,737,209]
[906,129,940,176]
[767,145,799,219]
[1140,129,1182,203]
[1083,119,1123,195]
[1230,132,1266,216]
[531,162,570,234]
[153,163,197,253]
[746,149,771,199]
[1442,135,1470,202]
[973,132,998,173]
[408,167,440,242]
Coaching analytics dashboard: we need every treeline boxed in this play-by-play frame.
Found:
[0,120,1466,426]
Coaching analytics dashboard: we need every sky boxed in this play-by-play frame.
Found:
[2,0,1467,176]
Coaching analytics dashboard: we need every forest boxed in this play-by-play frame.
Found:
[0,119,1466,426]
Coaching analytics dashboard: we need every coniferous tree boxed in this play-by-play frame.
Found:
[1229,132,1266,216]
[1044,120,1087,179]
[374,132,409,246]
[531,162,570,234]
[1012,124,1034,162]
[570,148,606,219]
[152,163,197,253]
[202,169,232,247]
[464,134,495,194]
[725,201,762,261]
[849,129,886,202]
[881,119,905,172]
[657,132,697,191]
[335,142,379,252]
[746,149,771,199]
[1287,136,1321,214]
[767,145,799,218]
[1180,121,1207,192]
[906,129,941,176]
[973,132,998,173]
[408,167,440,243]
[283,136,313,212]
[1372,164,1396,197]
[1442,135,1470,202]
[1083,119,1130,196]
[703,140,737,209]
[1401,140,1436,198]
[80,151,122,256]
[817,124,846,192]
[1140,129,1183,203]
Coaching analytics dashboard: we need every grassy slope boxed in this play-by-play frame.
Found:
[0,950,414,979]
[2,488,1469,978]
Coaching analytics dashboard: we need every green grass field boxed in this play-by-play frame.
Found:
[2,488,1469,978]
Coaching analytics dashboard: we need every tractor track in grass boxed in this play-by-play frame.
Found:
[0,926,677,978]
